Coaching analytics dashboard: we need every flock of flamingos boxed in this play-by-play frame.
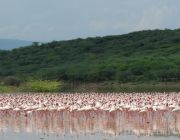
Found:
[0,92,179,114]
[0,92,179,136]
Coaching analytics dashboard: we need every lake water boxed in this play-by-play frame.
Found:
[0,110,179,140]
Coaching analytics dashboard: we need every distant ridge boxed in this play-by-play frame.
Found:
[0,39,32,50]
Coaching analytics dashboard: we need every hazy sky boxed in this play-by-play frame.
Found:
[0,0,180,41]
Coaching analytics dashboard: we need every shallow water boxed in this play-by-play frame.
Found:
[0,110,179,140]
[0,132,179,140]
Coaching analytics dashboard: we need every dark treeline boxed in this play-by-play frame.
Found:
[0,29,180,83]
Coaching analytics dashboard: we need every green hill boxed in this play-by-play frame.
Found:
[0,29,180,83]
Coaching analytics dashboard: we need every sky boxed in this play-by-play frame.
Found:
[0,0,180,42]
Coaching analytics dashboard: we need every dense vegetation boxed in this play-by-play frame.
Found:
[0,29,180,84]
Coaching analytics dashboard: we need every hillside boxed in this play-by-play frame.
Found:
[0,29,180,83]
[0,39,32,50]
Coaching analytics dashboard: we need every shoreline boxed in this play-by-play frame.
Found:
[1,81,180,93]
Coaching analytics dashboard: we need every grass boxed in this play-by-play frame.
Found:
[0,81,180,93]
[0,85,16,93]
[22,80,61,92]
[60,82,180,93]
[0,80,61,93]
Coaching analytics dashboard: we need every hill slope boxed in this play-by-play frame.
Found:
[0,29,180,83]
[0,39,32,50]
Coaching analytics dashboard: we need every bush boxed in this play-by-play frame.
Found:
[3,76,21,86]
[24,80,61,92]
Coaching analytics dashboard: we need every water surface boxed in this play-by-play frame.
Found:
[0,110,179,140]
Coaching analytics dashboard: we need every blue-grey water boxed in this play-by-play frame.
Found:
[0,110,179,140]
[0,132,179,140]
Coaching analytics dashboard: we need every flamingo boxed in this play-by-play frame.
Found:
[0,92,178,113]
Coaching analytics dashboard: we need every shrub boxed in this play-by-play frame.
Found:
[24,80,61,92]
[3,76,21,86]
